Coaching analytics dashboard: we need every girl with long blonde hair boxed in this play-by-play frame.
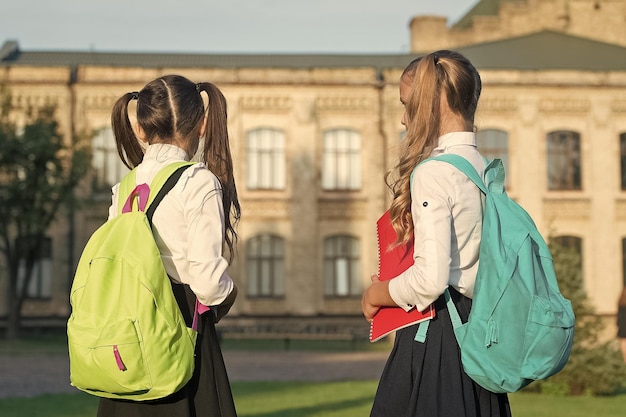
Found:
[362,51,512,417]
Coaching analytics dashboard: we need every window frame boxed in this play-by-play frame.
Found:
[477,128,510,186]
[246,128,286,190]
[246,234,285,298]
[91,126,128,194]
[321,129,362,191]
[547,130,582,191]
[16,236,53,300]
[323,235,362,297]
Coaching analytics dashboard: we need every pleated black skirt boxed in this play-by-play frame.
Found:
[97,284,238,417]
[370,289,512,417]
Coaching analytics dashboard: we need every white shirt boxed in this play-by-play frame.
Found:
[109,143,234,307]
[388,132,485,312]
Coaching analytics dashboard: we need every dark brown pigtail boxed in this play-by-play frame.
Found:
[111,92,144,169]
[197,82,241,260]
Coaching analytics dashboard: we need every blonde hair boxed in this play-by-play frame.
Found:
[387,50,482,245]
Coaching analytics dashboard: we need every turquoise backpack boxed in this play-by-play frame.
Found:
[67,162,196,401]
[420,154,575,393]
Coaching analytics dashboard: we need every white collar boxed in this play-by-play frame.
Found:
[144,143,190,161]
[432,132,476,155]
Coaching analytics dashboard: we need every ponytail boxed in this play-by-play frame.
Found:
[111,92,144,169]
[388,55,441,245]
[197,82,241,261]
[388,51,481,246]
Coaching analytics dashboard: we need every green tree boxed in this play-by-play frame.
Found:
[0,87,89,339]
[530,240,626,395]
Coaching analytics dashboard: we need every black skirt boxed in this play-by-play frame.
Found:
[97,284,238,417]
[618,305,626,338]
[370,289,511,417]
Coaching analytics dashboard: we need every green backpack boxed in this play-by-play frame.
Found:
[420,154,575,393]
[67,161,196,401]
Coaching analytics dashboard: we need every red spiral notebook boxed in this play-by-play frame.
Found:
[369,210,435,342]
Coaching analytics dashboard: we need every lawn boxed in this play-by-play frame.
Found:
[2,333,626,416]
[1,382,626,417]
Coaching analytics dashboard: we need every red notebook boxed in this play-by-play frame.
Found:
[369,210,435,342]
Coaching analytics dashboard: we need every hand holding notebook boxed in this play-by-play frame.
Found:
[369,210,435,342]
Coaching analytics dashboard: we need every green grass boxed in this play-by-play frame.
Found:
[2,383,626,417]
[0,331,390,354]
[2,333,626,416]
[0,331,68,355]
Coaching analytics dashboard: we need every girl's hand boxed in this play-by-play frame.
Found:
[362,275,382,322]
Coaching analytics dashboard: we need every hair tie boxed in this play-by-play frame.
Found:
[195,83,201,92]
[130,91,139,100]
[433,54,439,65]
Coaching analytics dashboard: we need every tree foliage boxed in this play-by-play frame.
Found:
[0,86,89,339]
[528,240,626,396]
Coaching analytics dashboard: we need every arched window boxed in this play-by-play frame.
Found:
[247,128,286,190]
[477,129,509,183]
[92,127,128,192]
[324,235,361,296]
[547,131,581,190]
[322,129,361,190]
[16,236,52,299]
[246,234,285,297]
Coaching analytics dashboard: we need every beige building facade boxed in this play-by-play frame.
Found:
[2,0,626,337]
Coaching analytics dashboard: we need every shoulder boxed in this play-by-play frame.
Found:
[180,162,221,188]
[411,159,464,188]
[174,162,223,203]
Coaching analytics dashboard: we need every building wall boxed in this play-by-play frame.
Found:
[2,7,626,337]
[3,63,626,322]
[1,64,396,322]
[410,0,626,51]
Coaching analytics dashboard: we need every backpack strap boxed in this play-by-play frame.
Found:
[408,154,504,343]
[145,162,194,225]
[424,154,508,196]
[118,169,139,214]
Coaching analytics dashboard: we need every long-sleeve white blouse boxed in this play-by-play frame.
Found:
[388,131,486,312]
[108,143,234,307]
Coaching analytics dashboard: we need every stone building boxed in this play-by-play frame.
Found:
[1,0,626,338]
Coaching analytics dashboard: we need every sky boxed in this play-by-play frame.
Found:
[1,0,478,54]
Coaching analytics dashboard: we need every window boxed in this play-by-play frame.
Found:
[553,235,583,266]
[16,236,52,299]
[246,234,285,297]
[324,235,361,297]
[92,127,128,193]
[247,128,285,190]
[619,133,626,190]
[547,131,581,190]
[477,129,509,183]
[322,129,361,190]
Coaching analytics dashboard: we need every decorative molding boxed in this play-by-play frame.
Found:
[12,95,61,108]
[543,198,591,221]
[612,100,626,113]
[539,98,590,113]
[239,96,292,111]
[478,97,518,112]
[82,95,117,109]
[243,199,289,219]
[319,199,367,219]
[316,96,373,112]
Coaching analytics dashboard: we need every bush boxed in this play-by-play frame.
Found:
[527,241,626,395]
